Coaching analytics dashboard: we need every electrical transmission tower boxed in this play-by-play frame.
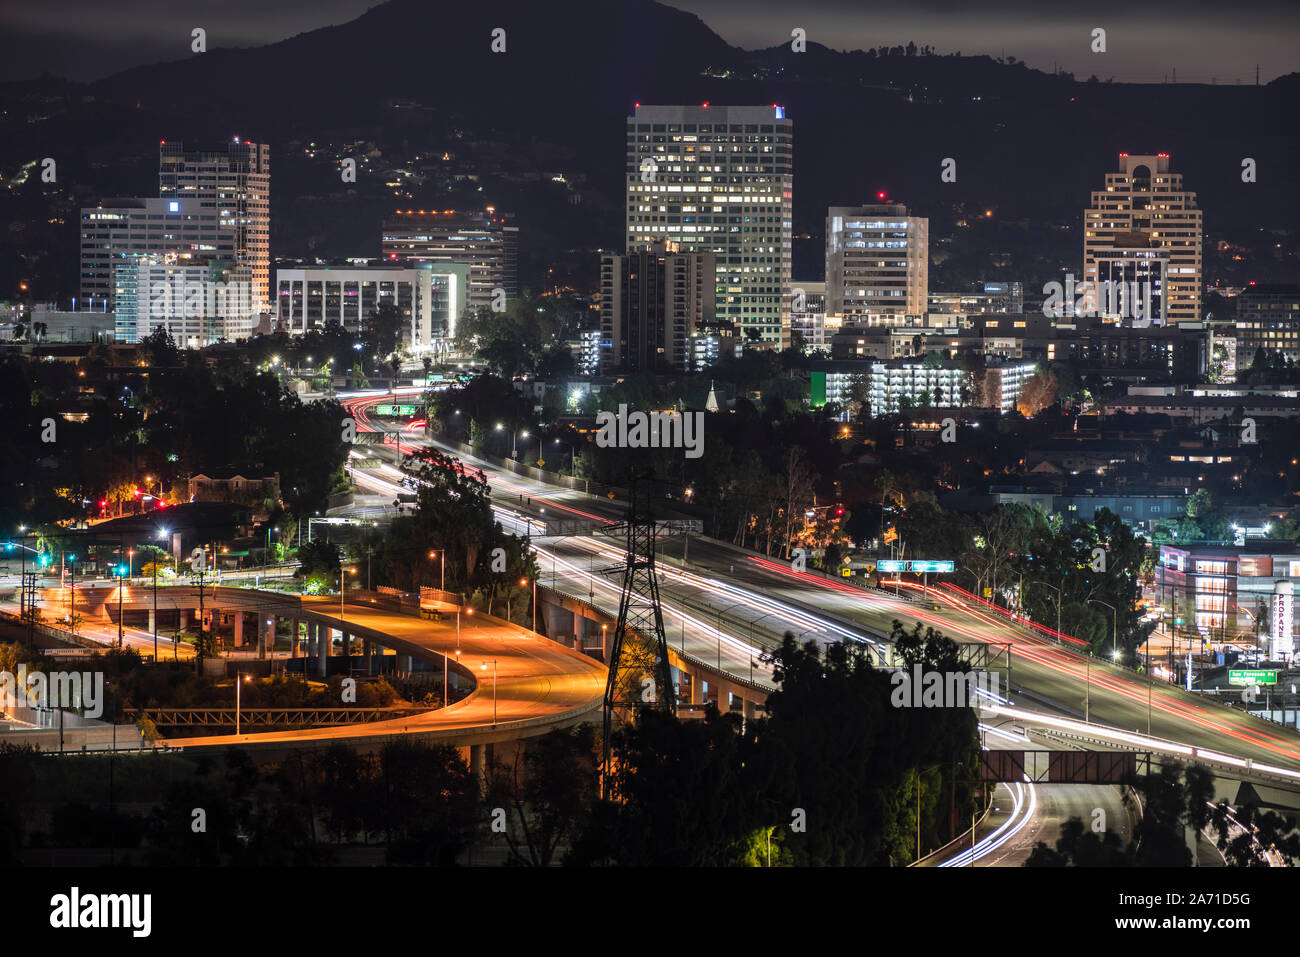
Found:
[601,477,678,791]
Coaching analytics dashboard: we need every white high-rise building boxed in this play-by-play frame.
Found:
[826,203,928,325]
[113,253,255,347]
[625,104,792,347]
[160,140,271,313]
[1084,153,1201,324]
[81,139,271,320]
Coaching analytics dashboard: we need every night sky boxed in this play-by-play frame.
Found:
[0,0,1297,84]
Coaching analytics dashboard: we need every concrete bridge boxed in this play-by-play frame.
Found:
[537,586,770,721]
[46,583,607,772]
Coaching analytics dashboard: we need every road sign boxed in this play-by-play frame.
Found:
[1228,669,1278,686]
[375,404,419,416]
[910,560,955,574]
[876,559,953,574]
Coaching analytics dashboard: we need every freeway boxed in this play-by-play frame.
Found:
[336,393,1300,780]
[166,593,607,753]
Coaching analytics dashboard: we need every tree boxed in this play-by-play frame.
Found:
[488,725,597,866]
[295,539,340,593]
[1016,370,1058,417]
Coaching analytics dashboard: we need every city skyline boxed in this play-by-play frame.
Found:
[3,0,1300,914]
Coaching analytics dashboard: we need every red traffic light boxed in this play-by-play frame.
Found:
[834,507,845,517]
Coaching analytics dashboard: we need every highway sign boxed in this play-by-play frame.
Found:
[910,560,955,573]
[375,404,420,416]
[876,559,953,574]
[1228,669,1278,686]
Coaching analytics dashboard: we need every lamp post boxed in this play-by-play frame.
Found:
[116,559,125,649]
[457,606,473,655]
[1089,599,1118,658]
[520,577,536,633]
[1037,581,1062,637]
[340,566,356,621]
[235,672,250,735]
[480,659,498,724]
[153,528,167,662]
[1084,654,1090,723]
[429,549,445,591]
[555,438,576,478]
[68,554,76,633]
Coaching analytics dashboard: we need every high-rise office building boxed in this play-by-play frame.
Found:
[381,209,518,316]
[81,197,233,309]
[81,139,271,321]
[159,140,271,312]
[113,253,254,346]
[1083,153,1202,324]
[625,104,792,346]
[599,242,715,372]
[826,204,928,325]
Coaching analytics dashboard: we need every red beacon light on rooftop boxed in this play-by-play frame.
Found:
[877,191,887,200]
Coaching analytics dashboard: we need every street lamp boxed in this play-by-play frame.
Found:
[481,659,498,724]
[429,549,446,591]
[340,566,356,620]
[1037,581,1063,637]
[1089,599,1118,658]
[116,559,128,649]
[456,604,475,652]
[154,528,167,661]
[520,577,536,634]
[555,437,576,477]
[235,672,251,735]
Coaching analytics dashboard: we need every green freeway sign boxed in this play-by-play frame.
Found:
[375,404,419,416]
[1228,669,1278,686]
[910,560,956,574]
[876,560,953,574]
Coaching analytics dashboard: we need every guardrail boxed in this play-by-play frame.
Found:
[123,707,429,728]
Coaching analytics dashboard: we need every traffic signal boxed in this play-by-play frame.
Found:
[833,506,846,519]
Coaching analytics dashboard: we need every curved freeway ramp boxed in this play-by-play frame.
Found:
[153,592,607,757]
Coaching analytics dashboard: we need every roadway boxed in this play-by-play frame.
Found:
[162,593,607,753]
[336,393,1300,779]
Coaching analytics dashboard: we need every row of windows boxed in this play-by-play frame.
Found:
[630,124,784,133]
